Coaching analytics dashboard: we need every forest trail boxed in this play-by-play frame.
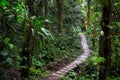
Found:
[44,33,90,80]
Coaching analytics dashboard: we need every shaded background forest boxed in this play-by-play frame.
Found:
[0,0,120,80]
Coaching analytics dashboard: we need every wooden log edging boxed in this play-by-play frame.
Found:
[44,33,90,80]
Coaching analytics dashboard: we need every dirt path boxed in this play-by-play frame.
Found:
[44,33,90,80]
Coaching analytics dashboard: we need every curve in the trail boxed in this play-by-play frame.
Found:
[44,33,90,80]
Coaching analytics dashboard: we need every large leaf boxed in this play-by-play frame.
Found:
[41,28,53,39]
[4,37,10,44]
[0,0,10,8]
[44,19,52,23]
[0,51,8,56]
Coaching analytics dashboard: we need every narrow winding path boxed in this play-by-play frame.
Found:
[44,33,90,80]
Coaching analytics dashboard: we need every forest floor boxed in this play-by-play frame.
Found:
[43,33,90,80]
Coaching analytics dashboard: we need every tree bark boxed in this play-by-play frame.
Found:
[27,0,35,16]
[99,0,111,80]
[20,0,35,79]
[37,0,44,17]
[56,0,63,36]
[20,22,34,79]
[44,0,50,30]
[44,0,48,18]
[85,0,91,29]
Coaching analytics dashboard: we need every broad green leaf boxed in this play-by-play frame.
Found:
[34,19,42,28]
[0,0,10,8]
[100,31,104,36]
[41,28,53,39]
[8,43,14,49]
[41,28,49,36]
[4,37,10,44]
[0,51,8,56]
[91,56,105,65]
[44,19,52,23]
[15,4,23,13]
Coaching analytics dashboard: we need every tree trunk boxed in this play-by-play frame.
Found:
[44,0,50,30]
[20,22,34,79]
[85,0,91,29]
[99,0,111,80]
[56,0,63,36]
[37,0,44,17]
[27,0,35,16]
[20,0,35,79]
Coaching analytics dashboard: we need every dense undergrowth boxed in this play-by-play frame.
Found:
[0,0,120,80]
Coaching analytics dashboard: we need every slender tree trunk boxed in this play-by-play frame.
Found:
[20,0,35,79]
[99,0,111,80]
[56,0,63,36]
[92,21,96,49]
[37,0,44,17]
[44,0,50,30]
[20,22,34,79]
[27,0,35,16]
[44,0,48,18]
[85,0,91,29]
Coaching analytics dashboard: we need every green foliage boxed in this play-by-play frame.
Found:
[90,56,105,65]
[0,0,120,79]
[0,0,10,8]
[60,70,77,80]
[106,77,120,80]
[30,67,41,75]
[32,57,45,68]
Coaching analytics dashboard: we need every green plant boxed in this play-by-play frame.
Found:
[90,56,105,65]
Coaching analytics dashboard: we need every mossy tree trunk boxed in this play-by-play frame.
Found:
[85,0,91,29]
[99,0,111,80]
[20,0,35,79]
[20,22,34,79]
[56,0,63,36]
